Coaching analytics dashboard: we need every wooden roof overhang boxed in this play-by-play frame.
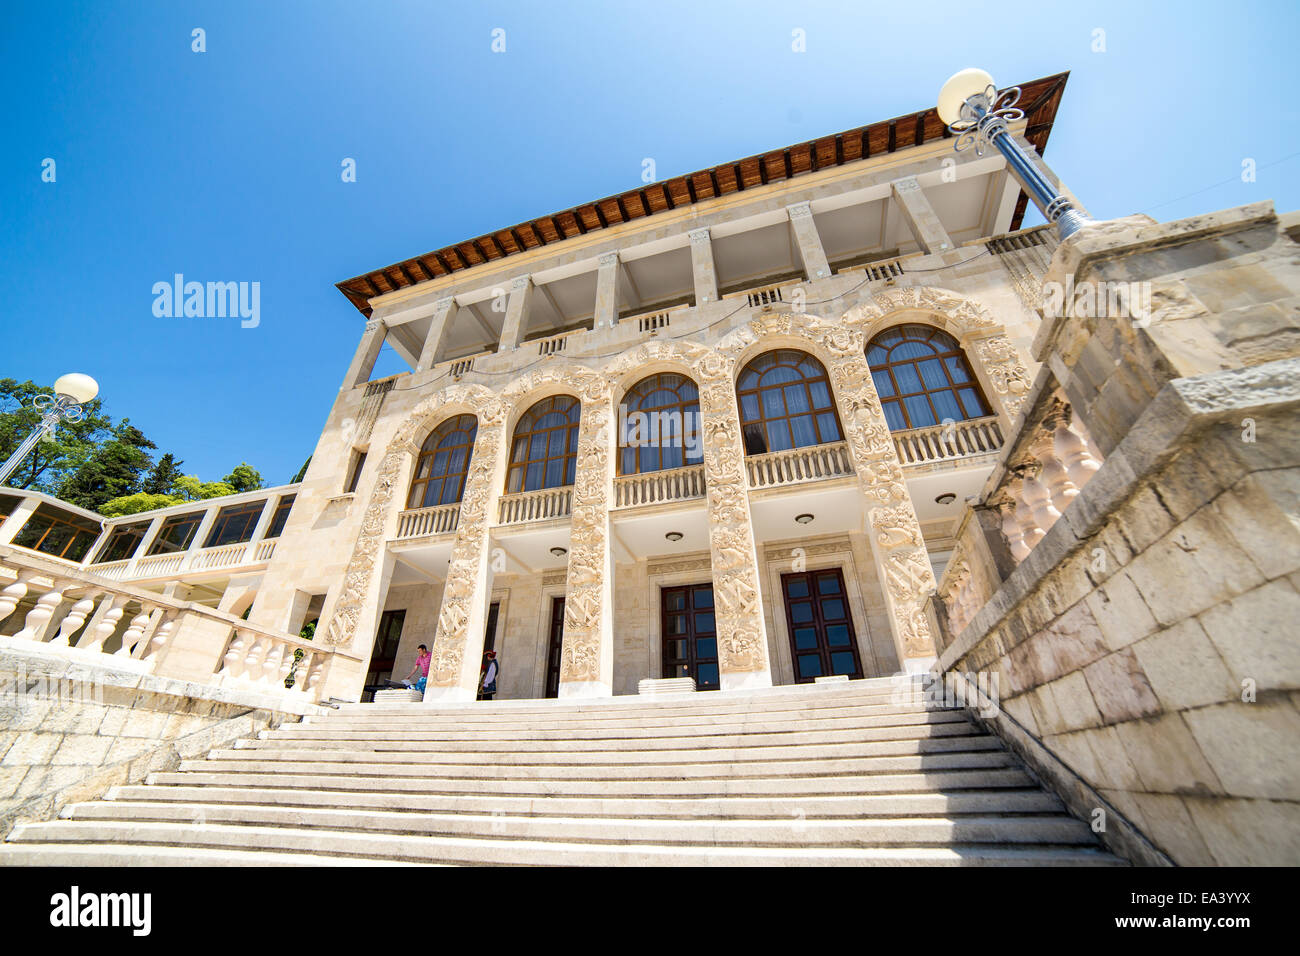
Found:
[337,72,1070,317]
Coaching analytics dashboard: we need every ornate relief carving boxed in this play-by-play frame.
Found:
[976,335,1034,419]
[325,384,496,652]
[690,346,769,675]
[713,311,938,660]
[559,373,614,683]
[845,286,998,339]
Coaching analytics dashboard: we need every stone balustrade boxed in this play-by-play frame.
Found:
[723,281,787,308]
[395,502,462,538]
[839,255,906,282]
[745,440,854,490]
[532,328,586,357]
[932,382,1103,640]
[613,465,706,508]
[497,486,573,525]
[213,625,333,697]
[892,415,1004,468]
[0,544,346,702]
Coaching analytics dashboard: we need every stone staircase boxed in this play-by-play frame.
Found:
[0,677,1126,865]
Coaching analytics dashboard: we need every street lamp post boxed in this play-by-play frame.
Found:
[0,373,100,488]
[938,68,1092,240]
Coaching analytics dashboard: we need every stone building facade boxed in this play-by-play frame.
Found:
[235,75,1095,704]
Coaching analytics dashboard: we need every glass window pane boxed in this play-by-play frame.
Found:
[739,393,760,422]
[817,574,841,595]
[882,402,906,431]
[893,364,922,393]
[765,420,792,452]
[871,370,894,397]
[797,654,823,678]
[667,592,686,611]
[696,637,717,659]
[959,388,986,418]
[545,459,563,488]
[809,380,832,409]
[932,390,963,423]
[821,598,845,620]
[945,356,971,383]
[694,612,715,633]
[904,395,935,428]
[790,602,813,624]
[693,588,713,608]
[783,384,810,414]
[919,358,949,390]
[794,627,818,650]
[525,462,543,490]
[761,389,784,418]
[549,430,566,456]
[785,578,809,598]
[830,652,856,675]
[827,624,851,647]
[696,663,719,687]
[790,415,817,448]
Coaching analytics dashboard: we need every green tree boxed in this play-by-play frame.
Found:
[144,453,184,495]
[0,378,111,492]
[291,455,311,484]
[57,421,156,511]
[99,473,239,517]
[222,462,263,493]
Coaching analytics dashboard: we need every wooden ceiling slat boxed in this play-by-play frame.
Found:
[338,73,1070,314]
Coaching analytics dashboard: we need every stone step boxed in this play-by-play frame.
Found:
[264,710,970,743]
[315,691,935,726]
[102,784,1066,819]
[0,844,426,866]
[55,802,1100,847]
[176,750,1016,781]
[4,820,1125,866]
[209,734,1001,767]
[141,767,1036,796]
[335,676,917,717]
[240,717,974,754]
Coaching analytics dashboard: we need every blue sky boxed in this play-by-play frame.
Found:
[2,0,1296,487]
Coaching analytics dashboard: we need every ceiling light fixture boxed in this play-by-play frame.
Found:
[935,493,957,506]
[549,547,567,557]
[664,531,683,542]
[795,513,815,525]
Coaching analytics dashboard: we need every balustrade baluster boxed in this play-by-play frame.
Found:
[15,583,67,642]
[0,571,37,626]
[115,611,151,657]
[54,596,97,646]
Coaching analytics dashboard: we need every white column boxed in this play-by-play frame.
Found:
[417,296,458,371]
[593,253,622,329]
[342,318,387,388]
[498,276,533,351]
[786,202,831,280]
[688,229,719,306]
[891,176,953,254]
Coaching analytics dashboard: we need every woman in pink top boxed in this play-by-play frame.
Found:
[402,644,431,692]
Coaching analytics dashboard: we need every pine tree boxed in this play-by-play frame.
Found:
[57,421,157,511]
[143,453,184,495]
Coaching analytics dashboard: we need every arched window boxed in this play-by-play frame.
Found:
[866,324,990,430]
[506,395,580,493]
[618,373,702,475]
[736,350,843,456]
[407,414,478,509]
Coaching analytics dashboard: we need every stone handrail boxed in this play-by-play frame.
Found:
[190,541,252,571]
[0,545,345,702]
[498,486,573,524]
[893,415,1004,467]
[745,441,853,489]
[396,502,462,538]
[613,465,706,508]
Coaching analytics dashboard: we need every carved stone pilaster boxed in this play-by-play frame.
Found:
[426,400,509,698]
[559,375,616,695]
[692,349,772,688]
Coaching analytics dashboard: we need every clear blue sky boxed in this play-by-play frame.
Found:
[3,0,1296,486]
